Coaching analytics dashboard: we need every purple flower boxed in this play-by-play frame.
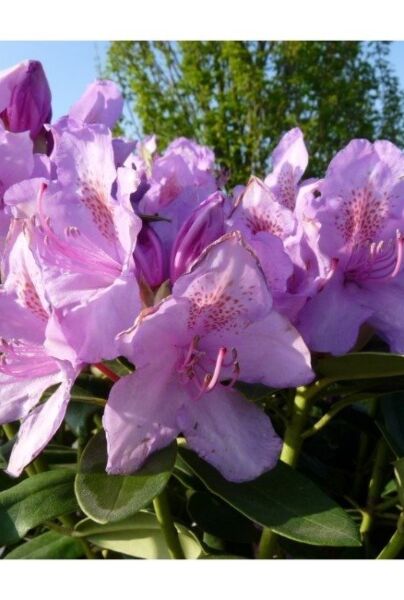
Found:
[104,233,313,482]
[69,80,123,129]
[297,139,404,354]
[28,123,142,364]
[0,60,52,138]
[0,230,78,476]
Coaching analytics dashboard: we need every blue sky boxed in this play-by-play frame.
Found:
[1,41,404,121]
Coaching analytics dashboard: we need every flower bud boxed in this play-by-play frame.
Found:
[170,192,226,282]
[134,223,165,288]
[0,60,52,138]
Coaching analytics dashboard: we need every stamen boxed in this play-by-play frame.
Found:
[206,347,227,391]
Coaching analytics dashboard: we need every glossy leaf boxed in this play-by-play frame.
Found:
[75,431,177,524]
[5,531,84,559]
[75,512,201,559]
[316,352,404,381]
[180,448,361,547]
[0,469,77,545]
[187,491,259,543]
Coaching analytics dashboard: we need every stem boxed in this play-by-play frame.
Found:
[377,528,404,559]
[257,528,280,559]
[257,379,331,558]
[301,393,377,440]
[94,363,120,383]
[360,438,390,550]
[353,398,378,497]
[153,489,185,559]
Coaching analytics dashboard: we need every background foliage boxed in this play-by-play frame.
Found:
[106,41,404,186]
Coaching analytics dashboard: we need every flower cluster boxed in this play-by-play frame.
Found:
[1,60,404,483]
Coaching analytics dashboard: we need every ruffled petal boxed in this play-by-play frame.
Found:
[6,368,75,477]
[178,385,282,482]
[104,361,186,474]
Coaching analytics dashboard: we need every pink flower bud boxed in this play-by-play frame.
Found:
[134,223,165,288]
[170,192,226,282]
[0,60,52,138]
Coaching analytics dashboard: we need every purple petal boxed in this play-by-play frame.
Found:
[201,309,314,388]
[6,371,75,477]
[265,128,308,210]
[44,274,141,364]
[173,232,273,335]
[104,363,185,474]
[297,272,373,355]
[69,80,123,129]
[0,369,62,425]
[357,277,404,353]
[178,385,282,482]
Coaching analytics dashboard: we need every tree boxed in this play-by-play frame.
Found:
[106,41,404,186]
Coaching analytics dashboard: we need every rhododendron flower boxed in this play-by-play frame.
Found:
[104,234,313,482]
[227,176,325,322]
[0,229,79,476]
[138,137,218,278]
[28,123,142,363]
[0,60,51,138]
[297,139,404,354]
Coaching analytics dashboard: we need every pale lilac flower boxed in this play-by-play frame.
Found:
[0,230,79,476]
[138,138,218,279]
[28,123,142,364]
[297,139,404,354]
[104,233,313,482]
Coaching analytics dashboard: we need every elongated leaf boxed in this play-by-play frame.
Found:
[316,352,404,381]
[0,469,77,545]
[180,448,360,547]
[75,432,177,524]
[5,531,84,559]
[75,512,201,559]
[187,491,258,543]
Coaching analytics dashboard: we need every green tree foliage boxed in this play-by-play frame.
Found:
[106,41,404,186]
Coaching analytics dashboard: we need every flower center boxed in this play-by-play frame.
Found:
[177,335,240,397]
[345,230,404,284]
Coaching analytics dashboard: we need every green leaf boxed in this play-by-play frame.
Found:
[0,469,77,545]
[75,512,201,559]
[75,431,177,524]
[316,352,404,381]
[5,531,84,559]
[187,491,258,543]
[198,554,244,559]
[179,448,361,547]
